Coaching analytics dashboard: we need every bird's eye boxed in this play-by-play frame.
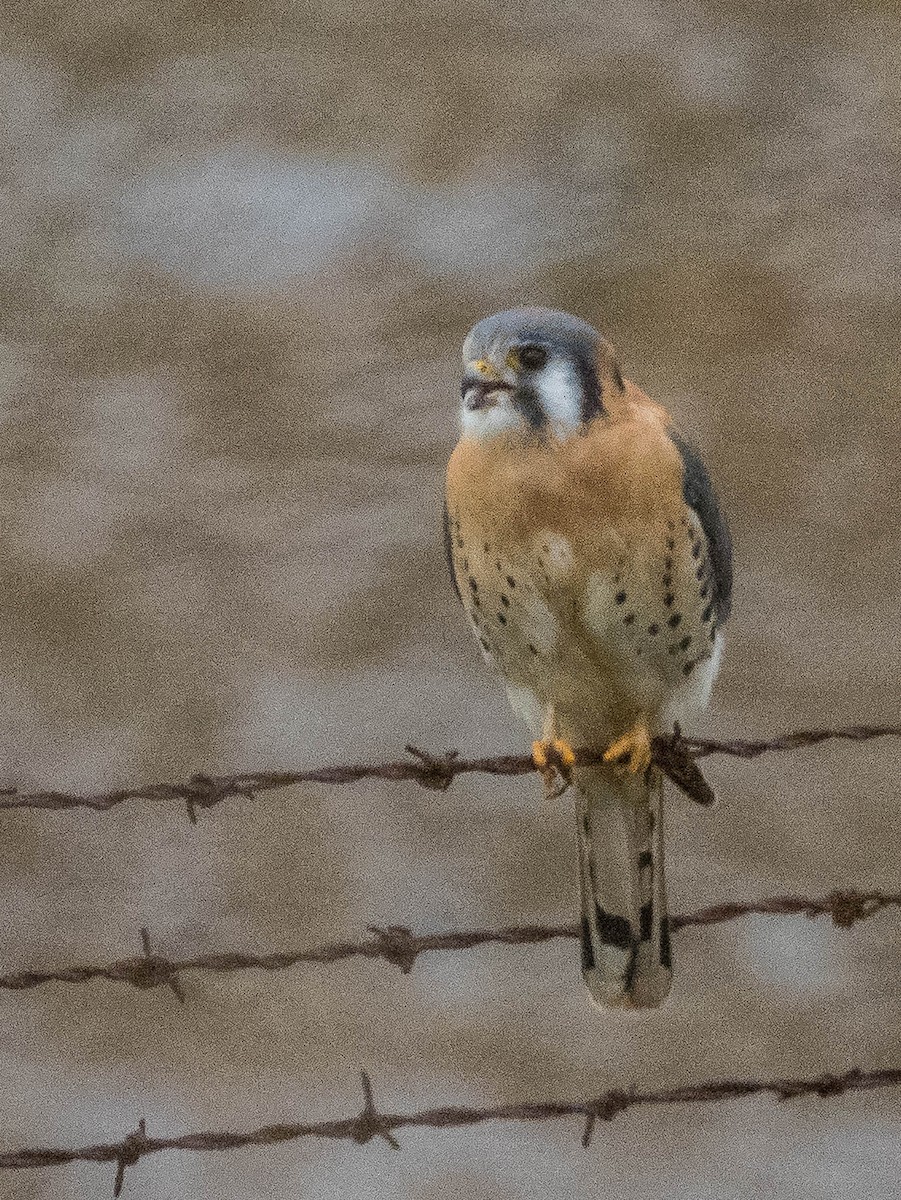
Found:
[518,343,548,370]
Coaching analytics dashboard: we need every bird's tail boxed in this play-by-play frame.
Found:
[575,764,672,1009]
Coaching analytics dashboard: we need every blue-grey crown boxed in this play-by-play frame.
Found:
[464,307,601,362]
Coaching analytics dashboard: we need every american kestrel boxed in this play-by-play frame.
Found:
[444,308,732,1009]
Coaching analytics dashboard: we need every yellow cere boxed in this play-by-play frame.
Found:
[473,358,498,378]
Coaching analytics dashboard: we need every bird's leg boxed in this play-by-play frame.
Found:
[602,712,653,776]
[532,706,576,799]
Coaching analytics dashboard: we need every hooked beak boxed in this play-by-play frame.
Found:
[461,358,514,410]
[462,377,514,411]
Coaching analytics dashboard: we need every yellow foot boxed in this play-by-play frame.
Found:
[532,737,576,799]
[603,719,653,776]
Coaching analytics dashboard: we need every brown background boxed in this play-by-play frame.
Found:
[0,2,898,1196]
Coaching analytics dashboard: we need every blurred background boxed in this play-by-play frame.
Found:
[0,1,898,1195]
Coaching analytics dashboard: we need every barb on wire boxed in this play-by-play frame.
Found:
[0,1064,898,1193]
[0,724,896,819]
[0,888,896,999]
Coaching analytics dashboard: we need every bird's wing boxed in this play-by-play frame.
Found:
[667,429,733,624]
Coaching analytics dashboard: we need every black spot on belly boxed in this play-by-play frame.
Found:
[528,643,539,656]
[497,612,507,625]
[683,660,696,676]
[479,636,490,651]
[506,575,516,588]
[615,590,627,605]
[663,592,675,607]
[648,623,659,636]
[691,542,702,559]
[500,594,510,607]
[702,603,713,624]
[668,612,683,628]
[623,612,635,625]
[679,635,692,650]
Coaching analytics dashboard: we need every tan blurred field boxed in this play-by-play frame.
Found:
[0,2,898,1196]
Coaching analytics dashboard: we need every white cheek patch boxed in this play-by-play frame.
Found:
[458,357,585,441]
[460,395,525,439]
[535,360,583,434]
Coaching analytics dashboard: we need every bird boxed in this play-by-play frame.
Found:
[444,307,732,1009]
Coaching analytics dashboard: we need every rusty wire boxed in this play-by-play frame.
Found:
[0,724,895,1193]
[1,1064,899,1195]
[0,724,897,820]
[0,888,896,998]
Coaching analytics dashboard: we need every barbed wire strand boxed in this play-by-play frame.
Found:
[0,726,895,1194]
[0,888,897,997]
[0,724,897,821]
[1,1064,899,1195]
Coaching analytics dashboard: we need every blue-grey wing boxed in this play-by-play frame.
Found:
[668,430,733,623]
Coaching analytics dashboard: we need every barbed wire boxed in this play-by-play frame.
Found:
[2,1064,899,1195]
[0,724,896,1193]
[1,724,897,821]
[1,888,896,999]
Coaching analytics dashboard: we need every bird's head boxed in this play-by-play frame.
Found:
[459,307,624,441]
